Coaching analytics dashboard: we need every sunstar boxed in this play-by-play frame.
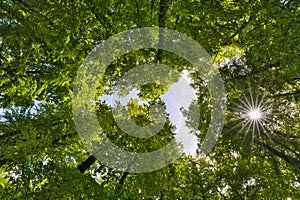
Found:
[229,92,272,144]
[248,109,262,120]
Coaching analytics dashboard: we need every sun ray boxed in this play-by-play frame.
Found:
[242,94,254,111]
[259,120,273,143]
[250,91,255,110]
[254,93,258,108]
[255,120,262,141]
[242,118,254,143]
[257,94,265,110]
[251,120,256,145]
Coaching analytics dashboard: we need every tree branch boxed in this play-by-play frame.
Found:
[271,136,300,158]
[268,90,300,98]
[84,0,107,27]
[78,155,97,173]
[216,187,228,200]
[233,62,280,79]
[156,0,170,63]
[118,157,137,185]
[256,140,300,166]
[118,171,129,185]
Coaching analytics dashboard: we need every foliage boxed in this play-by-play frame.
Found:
[0,0,299,199]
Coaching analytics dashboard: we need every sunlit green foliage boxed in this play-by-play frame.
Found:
[0,0,299,199]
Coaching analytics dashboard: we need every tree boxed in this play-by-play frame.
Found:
[1,0,299,199]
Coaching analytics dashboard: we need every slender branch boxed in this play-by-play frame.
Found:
[271,136,300,158]
[0,157,14,166]
[255,140,299,166]
[134,0,141,26]
[268,90,299,98]
[219,15,253,47]
[173,14,180,31]
[84,0,107,27]
[52,132,76,145]
[159,191,164,200]
[11,0,53,26]
[231,188,244,200]
[118,171,129,185]
[78,155,96,173]
[216,187,228,200]
[233,62,280,79]
[230,16,253,40]
[156,0,170,63]
[150,0,155,19]
[118,156,138,185]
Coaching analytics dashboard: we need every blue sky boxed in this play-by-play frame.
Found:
[99,70,199,156]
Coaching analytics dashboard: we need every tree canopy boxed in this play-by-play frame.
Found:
[0,0,299,199]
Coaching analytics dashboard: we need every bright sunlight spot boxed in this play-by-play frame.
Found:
[232,93,271,142]
[248,109,261,120]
